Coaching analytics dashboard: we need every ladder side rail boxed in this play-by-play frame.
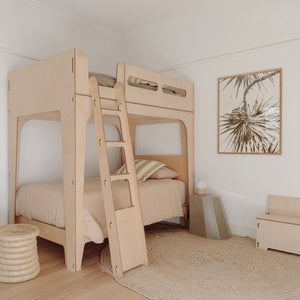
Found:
[89,77,124,277]
[115,83,149,266]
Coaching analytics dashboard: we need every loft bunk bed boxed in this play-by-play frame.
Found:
[8,49,194,272]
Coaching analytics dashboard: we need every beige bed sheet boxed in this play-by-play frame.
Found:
[16,178,185,243]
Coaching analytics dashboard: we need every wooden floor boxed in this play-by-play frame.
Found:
[0,238,147,300]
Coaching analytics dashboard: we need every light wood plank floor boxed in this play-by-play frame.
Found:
[0,238,147,300]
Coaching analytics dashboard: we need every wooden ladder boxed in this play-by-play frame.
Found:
[89,77,148,277]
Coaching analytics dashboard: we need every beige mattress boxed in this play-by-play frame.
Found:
[16,178,185,243]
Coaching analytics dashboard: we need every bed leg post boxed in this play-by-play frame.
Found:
[61,112,77,272]
[63,242,84,272]
[77,238,88,269]
[61,97,89,272]
[74,98,90,271]
[180,205,189,228]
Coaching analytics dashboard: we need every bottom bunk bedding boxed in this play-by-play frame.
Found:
[16,178,185,243]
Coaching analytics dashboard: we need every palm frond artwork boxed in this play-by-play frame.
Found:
[218,69,282,154]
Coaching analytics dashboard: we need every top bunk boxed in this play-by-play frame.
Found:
[8,49,194,124]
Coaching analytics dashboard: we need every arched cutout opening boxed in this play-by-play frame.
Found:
[18,113,63,186]
[127,76,158,91]
[162,85,186,97]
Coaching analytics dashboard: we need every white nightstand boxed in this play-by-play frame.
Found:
[189,194,231,239]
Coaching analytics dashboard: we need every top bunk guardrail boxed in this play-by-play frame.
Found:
[116,63,194,112]
[76,50,194,112]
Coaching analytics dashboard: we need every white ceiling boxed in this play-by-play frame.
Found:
[36,0,204,34]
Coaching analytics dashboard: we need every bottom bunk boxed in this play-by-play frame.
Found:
[16,177,185,243]
[15,176,186,268]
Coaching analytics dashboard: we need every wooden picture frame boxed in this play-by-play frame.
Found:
[218,68,282,154]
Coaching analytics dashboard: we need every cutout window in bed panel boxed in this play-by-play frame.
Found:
[19,119,63,185]
[162,85,186,97]
[127,76,158,91]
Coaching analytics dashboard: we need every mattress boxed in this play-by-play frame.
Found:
[16,178,185,243]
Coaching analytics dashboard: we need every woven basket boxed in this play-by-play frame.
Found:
[0,224,40,283]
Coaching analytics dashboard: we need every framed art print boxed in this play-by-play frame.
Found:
[218,69,282,154]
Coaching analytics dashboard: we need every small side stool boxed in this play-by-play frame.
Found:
[0,224,40,283]
[190,194,231,239]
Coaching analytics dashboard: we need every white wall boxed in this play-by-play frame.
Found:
[171,41,300,237]
[126,1,300,238]
[135,123,181,156]
[123,0,300,72]
[0,0,124,226]
[0,0,123,75]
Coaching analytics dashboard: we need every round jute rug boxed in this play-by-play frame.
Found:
[99,227,300,300]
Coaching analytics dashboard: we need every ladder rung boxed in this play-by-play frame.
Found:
[115,205,135,212]
[106,141,126,148]
[102,109,121,116]
[111,174,131,181]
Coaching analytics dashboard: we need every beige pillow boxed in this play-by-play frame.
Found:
[114,159,166,183]
[149,167,178,179]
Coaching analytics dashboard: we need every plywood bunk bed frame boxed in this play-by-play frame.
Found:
[8,49,194,272]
